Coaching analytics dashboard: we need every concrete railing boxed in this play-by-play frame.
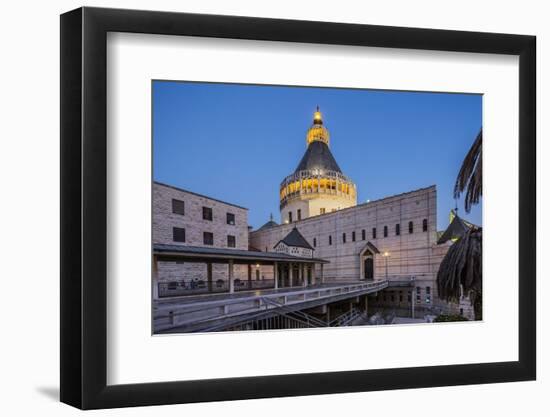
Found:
[154,280,389,331]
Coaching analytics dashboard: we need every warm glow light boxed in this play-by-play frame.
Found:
[383,251,389,257]
[255,263,260,268]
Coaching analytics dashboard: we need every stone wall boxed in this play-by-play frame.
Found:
[153,182,249,250]
[252,186,437,279]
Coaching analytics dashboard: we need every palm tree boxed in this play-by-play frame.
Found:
[437,129,483,320]
[437,227,482,319]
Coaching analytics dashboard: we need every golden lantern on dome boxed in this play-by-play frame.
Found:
[306,106,330,146]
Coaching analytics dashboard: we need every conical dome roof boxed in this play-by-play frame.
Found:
[294,141,342,173]
[295,107,342,174]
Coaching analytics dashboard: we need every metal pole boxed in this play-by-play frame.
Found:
[411,288,415,319]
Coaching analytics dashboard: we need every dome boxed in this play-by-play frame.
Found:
[294,140,342,174]
[257,213,278,231]
[279,107,357,221]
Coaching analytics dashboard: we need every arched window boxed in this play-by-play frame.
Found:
[313,237,317,247]
[383,225,388,237]
[422,218,428,232]
[409,221,414,234]
[329,235,332,245]
[395,224,400,236]
[342,233,346,243]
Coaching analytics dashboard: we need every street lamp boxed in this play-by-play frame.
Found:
[383,251,389,280]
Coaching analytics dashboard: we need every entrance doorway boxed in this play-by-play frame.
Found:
[359,242,380,281]
[364,257,374,280]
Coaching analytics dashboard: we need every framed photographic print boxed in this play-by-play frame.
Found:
[60,6,536,409]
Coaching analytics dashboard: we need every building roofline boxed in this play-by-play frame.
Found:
[153,244,329,263]
[154,181,249,210]
[254,184,436,231]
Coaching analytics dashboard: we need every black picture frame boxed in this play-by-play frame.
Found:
[60,6,536,410]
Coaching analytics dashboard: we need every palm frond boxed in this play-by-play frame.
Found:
[454,129,482,213]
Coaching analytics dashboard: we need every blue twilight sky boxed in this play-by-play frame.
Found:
[153,81,482,231]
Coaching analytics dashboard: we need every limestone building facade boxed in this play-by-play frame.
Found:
[251,186,444,312]
[153,182,250,282]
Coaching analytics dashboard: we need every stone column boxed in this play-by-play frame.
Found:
[320,263,324,284]
[248,263,252,290]
[228,260,235,293]
[152,255,159,301]
[274,262,279,289]
[302,264,307,287]
[207,262,213,292]
[289,263,294,287]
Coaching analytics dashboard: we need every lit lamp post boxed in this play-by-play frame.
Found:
[383,251,389,280]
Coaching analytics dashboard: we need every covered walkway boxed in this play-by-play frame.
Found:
[153,244,329,299]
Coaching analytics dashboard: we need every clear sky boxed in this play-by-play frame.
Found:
[153,81,482,231]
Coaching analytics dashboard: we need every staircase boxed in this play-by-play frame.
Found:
[328,307,363,327]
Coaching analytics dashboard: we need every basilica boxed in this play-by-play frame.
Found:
[249,107,473,317]
[152,107,475,333]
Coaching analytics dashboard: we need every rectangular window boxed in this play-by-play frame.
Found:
[409,221,414,234]
[384,225,388,237]
[297,209,302,221]
[171,199,185,215]
[395,224,400,236]
[408,291,412,302]
[288,211,293,223]
[320,208,326,215]
[329,235,332,245]
[227,235,236,248]
[372,228,376,239]
[342,233,346,243]
[203,232,214,245]
[226,212,235,225]
[173,227,185,242]
[362,229,366,240]
[399,292,403,302]
[202,206,213,221]
[352,231,356,242]
[313,237,317,247]
[423,218,428,232]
